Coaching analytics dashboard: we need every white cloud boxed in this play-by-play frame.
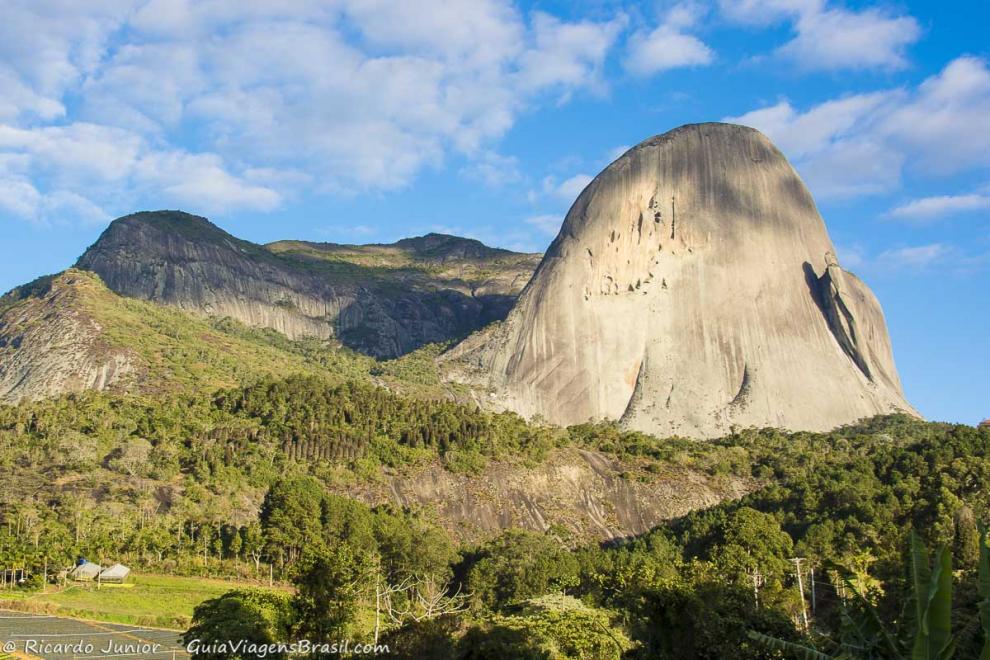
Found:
[517,12,626,95]
[834,243,866,271]
[718,0,818,24]
[887,194,990,222]
[525,214,562,236]
[43,191,111,226]
[875,243,951,270]
[795,138,904,199]
[726,96,903,198]
[625,4,714,76]
[528,172,595,209]
[341,0,523,67]
[122,4,623,187]
[840,241,988,276]
[0,177,110,226]
[725,57,990,199]
[80,42,207,132]
[0,121,280,219]
[0,1,626,225]
[884,57,990,175]
[0,1,138,120]
[726,93,891,158]
[720,0,920,72]
[0,123,143,184]
[783,6,920,71]
[0,70,66,121]
[553,174,594,202]
[0,178,41,219]
[135,151,282,214]
[460,151,522,187]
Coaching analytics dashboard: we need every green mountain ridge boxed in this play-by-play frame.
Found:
[73,210,541,358]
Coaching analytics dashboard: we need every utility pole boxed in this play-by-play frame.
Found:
[810,565,816,614]
[374,568,382,646]
[790,557,809,631]
[748,569,763,608]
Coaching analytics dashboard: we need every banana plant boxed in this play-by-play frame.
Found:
[909,532,954,660]
[749,530,960,659]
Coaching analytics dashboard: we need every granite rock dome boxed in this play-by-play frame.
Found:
[446,123,916,437]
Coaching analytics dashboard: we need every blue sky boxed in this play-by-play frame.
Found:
[0,0,987,424]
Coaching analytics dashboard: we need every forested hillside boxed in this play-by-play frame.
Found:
[0,254,984,658]
[1,371,988,656]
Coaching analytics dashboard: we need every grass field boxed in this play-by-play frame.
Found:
[0,574,271,630]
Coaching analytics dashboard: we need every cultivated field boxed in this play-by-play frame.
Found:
[0,610,187,659]
[0,574,265,630]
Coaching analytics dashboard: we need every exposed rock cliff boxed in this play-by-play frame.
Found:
[445,123,917,437]
[76,211,540,358]
[0,272,137,402]
[0,270,381,404]
[346,448,754,542]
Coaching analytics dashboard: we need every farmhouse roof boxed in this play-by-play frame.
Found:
[99,564,130,580]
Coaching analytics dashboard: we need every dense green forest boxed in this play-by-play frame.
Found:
[1,373,989,657]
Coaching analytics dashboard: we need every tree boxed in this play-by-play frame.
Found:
[292,545,370,652]
[374,572,470,644]
[464,530,580,611]
[711,507,794,584]
[260,477,326,565]
[458,595,631,660]
[642,576,800,660]
[109,438,153,477]
[373,508,457,584]
[379,615,465,660]
[321,494,376,555]
[241,523,265,574]
[228,527,243,560]
[181,589,293,660]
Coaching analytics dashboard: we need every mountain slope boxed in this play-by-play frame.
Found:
[445,123,916,438]
[0,272,136,402]
[76,211,540,358]
[0,269,378,403]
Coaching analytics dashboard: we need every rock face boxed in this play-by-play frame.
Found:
[447,123,916,438]
[0,273,137,402]
[346,448,755,542]
[76,211,540,358]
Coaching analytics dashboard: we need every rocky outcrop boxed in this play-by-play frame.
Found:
[343,448,754,542]
[0,273,137,403]
[815,252,903,395]
[76,211,540,358]
[0,269,393,405]
[445,123,917,438]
